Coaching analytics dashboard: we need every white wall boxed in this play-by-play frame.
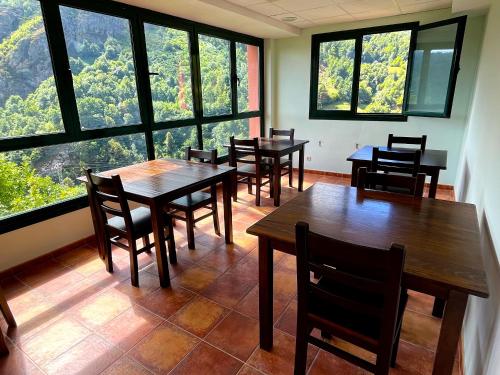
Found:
[455,0,500,373]
[266,9,485,185]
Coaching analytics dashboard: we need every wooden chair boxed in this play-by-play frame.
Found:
[0,286,16,355]
[85,169,175,287]
[229,136,273,206]
[387,134,427,152]
[371,147,422,177]
[357,167,426,197]
[294,222,408,375]
[265,127,295,187]
[166,147,220,250]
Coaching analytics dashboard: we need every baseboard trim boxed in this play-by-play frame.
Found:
[293,168,455,191]
[0,235,96,279]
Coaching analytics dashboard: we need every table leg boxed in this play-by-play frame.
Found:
[429,169,440,198]
[223,174,233,244]
[259,236,273,350]
[432,290,468,375]
[298,146,305,192]
[150,202,171,288]
[351,161,360,187]
[273,154,281,207]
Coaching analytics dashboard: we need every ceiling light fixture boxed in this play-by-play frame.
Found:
[281,16,297,22]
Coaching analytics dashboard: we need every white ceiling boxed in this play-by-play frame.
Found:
[116,0,487,39]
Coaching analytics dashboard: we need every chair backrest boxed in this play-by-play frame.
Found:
[371,147,421,176]
[295,221,405,351]
[387,134,427,152]
[269,127,295,141]
[357,167,425,197]
[84,169,134,238]
[229,136,262,169]
[184,146,217,164]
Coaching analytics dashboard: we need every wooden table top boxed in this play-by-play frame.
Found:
[247,183,488,298]
[79,159,235,201]
[347,145,448,169]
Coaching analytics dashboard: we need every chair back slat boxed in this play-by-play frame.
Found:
[295,222,405,347]
[269,127,295,141]
[229,137,262,169]
[84,169,135,237]
[184,146,217,164]
[371,147,421,176]
[387,134,427,152]
[357,167,425,197]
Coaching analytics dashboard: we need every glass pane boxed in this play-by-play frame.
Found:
[153,126,198,159]
[144,24,194,122]
[0,134,147,219]
[357,30,411,114]
[202,117,260,155]
[0,0,64,139]
[236,43,259,112]
[317,39,356,111]
[60,6,141,130]
[406,23,459,114]
[199,34,231,117]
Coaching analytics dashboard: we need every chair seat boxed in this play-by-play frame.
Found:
[169,191,212,209]
[108,206,153,238]
[236,163,271,175]
[262,157,292,167]
[310,277,384,341]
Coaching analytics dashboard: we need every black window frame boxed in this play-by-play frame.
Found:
[310,22,417,122]
[0,0,265,234]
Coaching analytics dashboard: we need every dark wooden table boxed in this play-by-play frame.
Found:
[347,146,447,198]
[81,159,235,287]
[226,138,309,207]
[247,183,488,375]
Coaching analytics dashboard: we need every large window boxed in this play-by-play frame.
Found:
[60,6,141,130]
[310,17,466,120]
[144,23,194,122]
[0,0,64,139]
[0,0,264,233]
[199,34,232,117]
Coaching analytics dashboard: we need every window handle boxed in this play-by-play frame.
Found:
[148,72,159,76]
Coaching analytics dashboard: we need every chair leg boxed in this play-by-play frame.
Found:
[247,177,252,194]
[289,166,293,187]
[211,185,221,236]
[142,235,151,253]
[294,318,308,375]
[186,210,196,250]
[129,242,139,287]
[0,330,8,356]
[256,176,261,206]
[104,237,113,273]
[0,287,16,328]
[391,326,402,368]
[165,216,177,264]
[232,174,238,202]
[269,172,274,198]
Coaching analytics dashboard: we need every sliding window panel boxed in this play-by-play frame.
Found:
[144,24,194,122]
[357,30,411,114]
[236,42,260,113]
[0,0,64,139]
[153,126,198,159]
[404,17,467,117]
[316,39,356,112]
[60,6,141,130]
[202,117,259,155]
[0,133,147,220]
[199,34,232,117]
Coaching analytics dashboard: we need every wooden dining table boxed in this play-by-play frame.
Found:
[247,183,489,375]
[226,138,309,206]
[347,145,448,198]
[80,159,236,287]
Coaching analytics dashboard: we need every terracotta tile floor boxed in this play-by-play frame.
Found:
[0,173,461,374]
